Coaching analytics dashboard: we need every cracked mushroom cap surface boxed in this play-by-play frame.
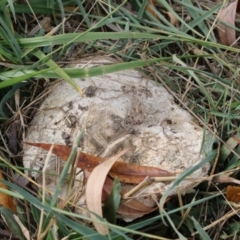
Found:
[23,57,210,221]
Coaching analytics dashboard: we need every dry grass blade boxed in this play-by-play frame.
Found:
[85,148,129,235]
[217,0,238,45]
[13,215,32,240]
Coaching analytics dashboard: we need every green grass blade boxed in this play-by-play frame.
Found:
[210,111,240,119]
[0,82,28,117]
[32,49,83,94]
[0,54,219,83]
[56,0,65,20]
[0,207,24,239]
[7,0,16,22]
[50,130,85,206]
[0,16,22,63]
[125,194,218,233]
[159,149,217,214]
[182,0,216,41]
[156,0,202,37]
[0,32,238,53]
[184,4,221,38]
[76,0,91,28]
[172,54,215,109]
[192,217,211,240]
[0,67,56,88]
[0,179,105,240]
[103,178,121,224]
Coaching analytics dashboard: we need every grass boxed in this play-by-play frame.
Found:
[0,0,240,239]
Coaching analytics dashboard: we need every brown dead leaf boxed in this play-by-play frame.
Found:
[86,149,128,235]
[101,176,116,202]
[232,135,240,144]
[226,185,240,203]
[25,142,173,184]
[108,164,172,184]
[28,17,52,36]
[84,158,163,221]
[102,176,157,220]
[146,0,158,19]
[217,0,238,46]
[84,171,113,202]
[163,10,178,26]
[0,171,16,212]
[146,0,178,26]
[117,198,157,220]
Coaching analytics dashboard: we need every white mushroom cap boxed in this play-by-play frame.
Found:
[23,57,210,221]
